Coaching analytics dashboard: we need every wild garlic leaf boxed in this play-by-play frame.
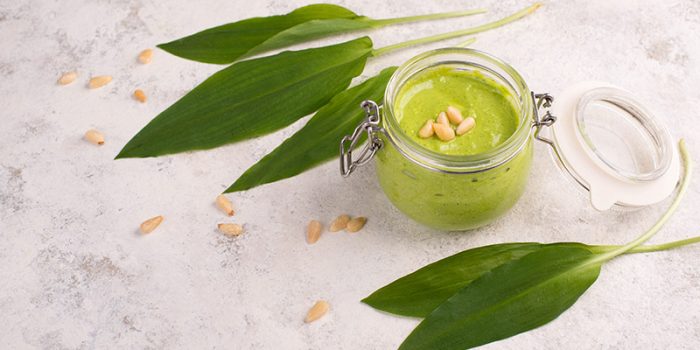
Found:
[225,66,397,193]
[158,4,360,64]
[116,37,373,159]
[362,242,591,317]
[398,245,602,350]
[157,4,485,64]
[363,243,541,317]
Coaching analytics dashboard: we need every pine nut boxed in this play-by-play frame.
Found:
[89,75,112,89]
[57,71,77,85]
[218,223,243,236]
[456,117,476,135]
[436,112,449,126]
[306,220,322,244]
[418,119,435,138]
[215,195,235,216]
[346,216,367,233]
[133,89,147,103]
[329,214,350,232]
[140,215,163,234]
[446,106,464,124]
[305,300,329,323]
[138,49,153,64]
[84,129,105,145]
[432,123,455,141]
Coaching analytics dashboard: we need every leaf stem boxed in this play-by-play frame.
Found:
[627,236,700,253]
[368,9,487,27]
[455,37,477,48]
[587,140,693,264]
[370,3,542,57]
[591,235,700,255]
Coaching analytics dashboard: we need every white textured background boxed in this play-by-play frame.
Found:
[1,0,699,349]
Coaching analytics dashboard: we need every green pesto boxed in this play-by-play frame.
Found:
[395,66,519,155]
[376,65,531,230]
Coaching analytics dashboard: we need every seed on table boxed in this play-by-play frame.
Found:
[306,220,322,244]
[456,117,476,135]
[88,75,112,89]
[138,49,153,64]
[446,106,464,124]
[133,89,147,103]
[329,214,350,232]
[215,195,235,216]
[84,129,105,145]
[432,123,455,141]
[218,223,243,236]
[418,119,434,138]
[140,215,163,234]
[57,71,77,85]
[346,216,367,233]
[304,300,329,323]
[436,111,450,126]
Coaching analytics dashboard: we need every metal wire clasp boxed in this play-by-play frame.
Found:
[532,92,557,146]
[340,100,385,177]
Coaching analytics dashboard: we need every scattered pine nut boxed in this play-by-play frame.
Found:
[304,300,329,323]
[133,89,147,103]
[446,106,464,124]
[433,123,455,141]
[215,195,235,216]
[57,71,77,85]
[218,223,243,236]
[346,216,367,233]
[84,129,105,145]
[456,117,476,135]
[418,119,434,139]
[88,75,112,89]
[138,49,153,64]
[436,111,449,126]
[306,220,322,244]
[329,214,350,232]
[140,215,163,234]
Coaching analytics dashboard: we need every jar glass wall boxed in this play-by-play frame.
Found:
[375,48,535,230]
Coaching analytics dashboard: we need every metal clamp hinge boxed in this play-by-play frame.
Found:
[532,92,557,146]
[340,100,384,177]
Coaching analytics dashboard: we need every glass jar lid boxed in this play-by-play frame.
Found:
[548,81,680,211]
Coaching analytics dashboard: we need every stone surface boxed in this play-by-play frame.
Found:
[1,0,699,348]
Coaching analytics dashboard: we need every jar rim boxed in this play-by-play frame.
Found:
[383,48,533,173]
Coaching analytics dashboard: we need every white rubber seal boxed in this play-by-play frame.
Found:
[549,81,680,211]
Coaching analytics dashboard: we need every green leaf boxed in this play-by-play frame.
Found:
[157,4,486,64]
[363,243,541,317]
[116,37,373,159]
[362,242,590,317]
[158,4,360,64]
[398,245,602,350]
[226,66,397,193]
[242,18,375,59]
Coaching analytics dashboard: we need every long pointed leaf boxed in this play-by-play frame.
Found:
[399,245,602,350]
[363,243,542,317]
[362,242,591,317]
[225,66,397,193]
[116,37,372,159]
[158,4,360,64]
[157,4,485,64]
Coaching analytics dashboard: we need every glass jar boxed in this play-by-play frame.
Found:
[340,48,680,231]
[378,49,534,230]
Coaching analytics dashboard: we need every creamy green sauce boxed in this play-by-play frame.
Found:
[375,65,531,231]
[395,66,520,155]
